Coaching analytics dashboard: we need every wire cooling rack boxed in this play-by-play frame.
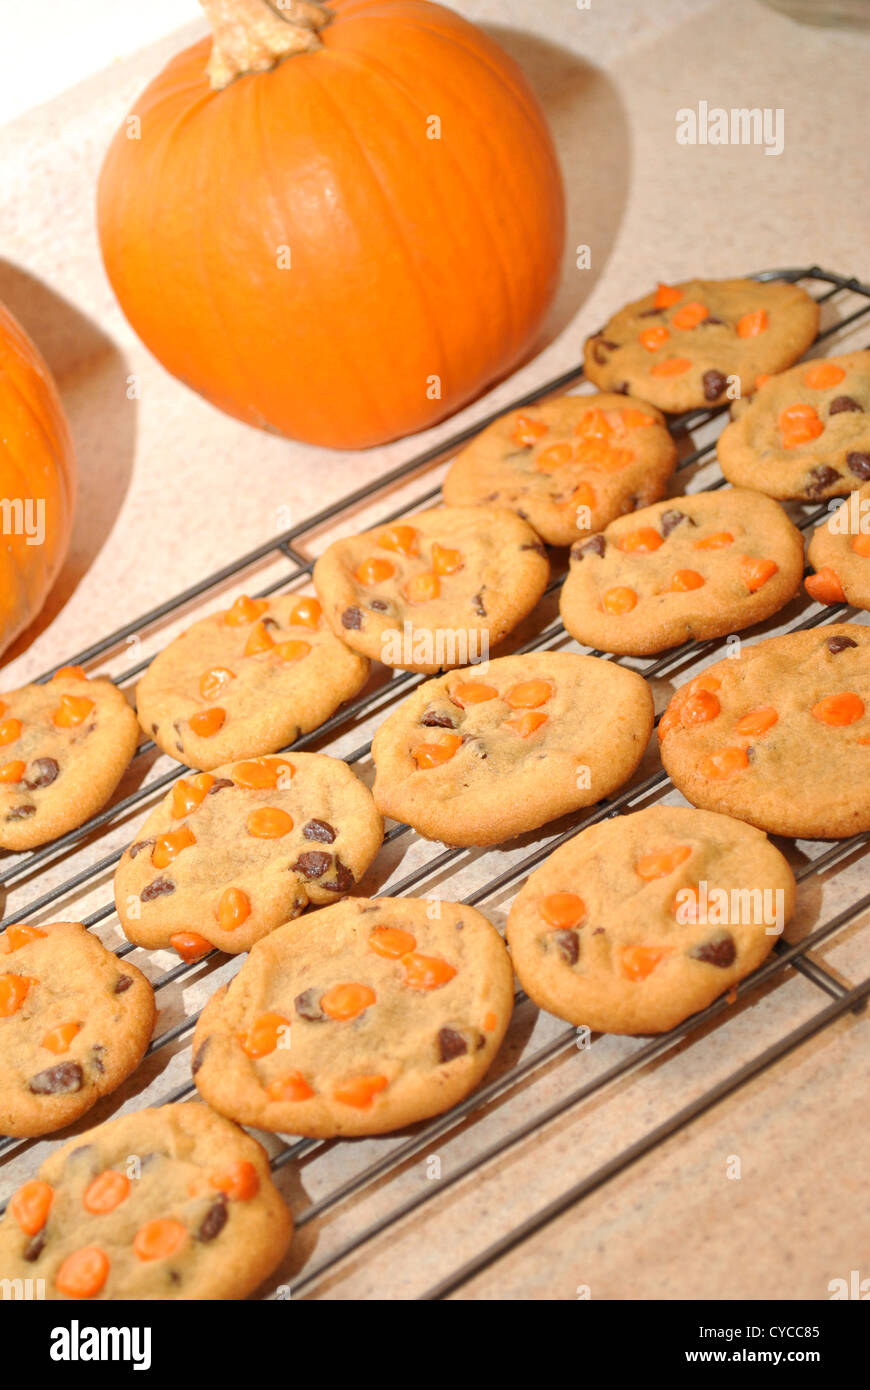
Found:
[1,266,869,1301]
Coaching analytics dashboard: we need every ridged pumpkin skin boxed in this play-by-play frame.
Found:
[0,305,75,658]
[97,0,565,449]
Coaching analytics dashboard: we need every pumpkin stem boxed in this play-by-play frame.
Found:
[200,0,332,89]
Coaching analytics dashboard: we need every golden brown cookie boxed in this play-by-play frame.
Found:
[0,1102,292,1299]
[192,897,514,1138]
[0,922,154,1138]
[0,668,139,851]
[442,393,677,546]
[506,805,795,1034]
[312,505,550,673]
[584,277,819,413]
[135,592,369,771]
[658,624,870,838]
[559,489,804,655]
[717,351,870,501]
[114,753,383,961]
[806,480,870,610]
[371,651,654,846]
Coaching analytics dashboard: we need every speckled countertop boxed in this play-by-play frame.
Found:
[0,0,868,1301]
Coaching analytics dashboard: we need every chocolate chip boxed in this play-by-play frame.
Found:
[91,1044,105,1075]
[592,338,618,364]
[702,369,728,402]
[700,315,725,326]
[114,973,133,994]
[151,722,159,736]
[472,592,487,617]
[293,850,332,879]
[128,838,153,858]
[141,877,175,902]
[303,818,336,843]
[437,1027,468,1063]
[23,1230,45,1262]
[516,508,529,521]
[520,540,548,556]
[689,933,737,968]
[24,757,59,789]
[29,1062,83,1095]
[829,396,863,415]
[827,635,858,654]
[421,710,455,729]
[6,805,35,820]
[661,509,695,537]
[197,1196,228,1243]
[65,1143,97,1169]
[553,929,580,965]
[807,465,841,494]
[639,308,663,318]
[191,1037,211,1075]
[847,452,870,480]
[369,599,389,612]
[614,381,630,395]
[320,859,354,893]
[342,606,363,630]
[295,988,327,1021]
[571,534,605,561]
[207,778,234,794]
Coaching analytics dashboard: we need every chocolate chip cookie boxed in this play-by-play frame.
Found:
[442,393,677,547]
[192,897,514,1138]
[506,805,795,1035]
[114,753,383,960]
[0,668,139,851]
[659,624,870,838]
[312,506,550,673]
[717,351,870,500]
[0,922,154,1138]
[806,480,870,610]
[560,488,804,655]
[371,651,654,846]
[136,592,369,772]
[584,278,819,414]
[0,1102,292,1299]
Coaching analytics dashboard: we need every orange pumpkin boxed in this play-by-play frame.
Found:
[0,303,75,657]
[97,0,565,449]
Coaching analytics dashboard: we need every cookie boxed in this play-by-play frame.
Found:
[371,651,654,846]
[659,624,870,838]
[0,1102,292,1299]
[718,351,870,501]
[0,668,139,851]
[312,505,550,674]
[136,592,369,772]
[192,896,514,1138]
[506,805,795,1035]
[559,488,804,656]
[0,922,154,1138]
[442,393,677,547]
[806,480,870,610]
[584,277,819,414]
[114,753,383,961]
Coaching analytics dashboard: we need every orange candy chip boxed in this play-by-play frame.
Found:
[804,362,846,390]
[671,301,709,330]
[10,1179,53,1235]
[602,586,637,615]
[242,1012,291,1059]
[267,1072,314,1103]
[275,639,311,663]
[618,527,662,553]
[0,924,46,953]
[402,953,457,991]
[405,572,440,604]
[431,543,463,576]
[170,772,215,818]
[666,570,705,592]
[224,595,268,626]
[505,680,552,709]
[636,845,691,880]
[0,974,32,1016]
[412,734,462,769]
[639,325,669,352]
[740,556,778,592]
[244,620,275,656]
[654,283,683,309]
[449,681,497,707]
[504,711,548,738]
[619,407,656,430]
[152,826,196,869]
[169,932,213,963]
[233,757,294,790]
[355,556,395,586]
[83,1170,130,1215]
[700,747,750,780]
[0,760,25,783]
[56,1246,110,1298]
[133,1218,188,1262]
[189,707,225,738]
[853,534,870,559]
[218,887,251,932]
[247,807,293,838]
[377,525,419,556]
[321,982,376,1021]
[540,892,586,929]
[199,667,234,701]
[42,1022,82,1055]
[680,690,721,725]
[369,927,417,958]
[52,665,87,681]
[735,706,778,738]
[210,1160,260,1202]
[535,441,574,472]
[737,309,767,338]
[0,718,21,746]
[651,357,691,377]
[289,596,322,628]
[620,945,671,982]
[778,403,824,449]
[694,531,734,551]
[811,692,864,727]
[52,695,94,728]
[511,413,549,448]
[805,568,846,605]
[333,1075,388,1109]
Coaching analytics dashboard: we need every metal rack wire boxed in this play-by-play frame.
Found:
[1,266,868,1301]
